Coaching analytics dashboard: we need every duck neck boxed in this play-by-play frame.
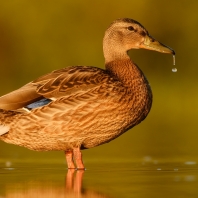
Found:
[105,58,147,87]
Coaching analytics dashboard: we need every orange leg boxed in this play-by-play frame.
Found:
[73,148,85,170]
[65,150,75,169]
[65,148,85,169]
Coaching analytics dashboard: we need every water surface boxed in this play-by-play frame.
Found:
[0,158,198,198]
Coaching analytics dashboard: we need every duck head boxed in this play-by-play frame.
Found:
[103,18,175,63]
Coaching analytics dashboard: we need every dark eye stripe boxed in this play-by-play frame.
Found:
[140,31,146,37]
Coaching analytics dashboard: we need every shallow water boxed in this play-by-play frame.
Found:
[0,159,198,198]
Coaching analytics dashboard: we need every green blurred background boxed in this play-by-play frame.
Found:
[0,0,197,164]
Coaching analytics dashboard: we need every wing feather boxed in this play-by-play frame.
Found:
[0,66,115,110]
[0,83,42,110]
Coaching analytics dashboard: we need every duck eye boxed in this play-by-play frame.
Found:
[127,26,135,31]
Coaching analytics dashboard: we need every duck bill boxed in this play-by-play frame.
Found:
[140,35,175,55]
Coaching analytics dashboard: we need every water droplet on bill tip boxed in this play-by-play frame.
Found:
[172,68,177,72]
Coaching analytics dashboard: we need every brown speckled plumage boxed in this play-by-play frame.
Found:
[0,18,174,169]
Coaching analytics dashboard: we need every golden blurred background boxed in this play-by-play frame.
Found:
[0,0,197,164]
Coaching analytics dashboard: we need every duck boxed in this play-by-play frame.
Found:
[0,18,175,169]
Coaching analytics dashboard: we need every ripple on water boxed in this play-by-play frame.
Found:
[184,161,197,165]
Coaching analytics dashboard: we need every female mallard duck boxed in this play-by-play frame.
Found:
[0,18,174,169]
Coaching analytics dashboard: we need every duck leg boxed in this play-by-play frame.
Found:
[73,147,85,170]
[65,148,85,169]
[65,150,75,169]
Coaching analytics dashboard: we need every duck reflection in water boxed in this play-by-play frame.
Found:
[66,169,85,196]
[2,169,112,198]
[65,169,112,198]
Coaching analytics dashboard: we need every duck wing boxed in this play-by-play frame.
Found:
[0,82,42,110]
[0,66,114,110]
